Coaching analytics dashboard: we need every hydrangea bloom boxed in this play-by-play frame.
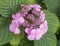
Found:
[9,13,25,34]
[9,20,20,34]
[25,20,48,40]
[12,13,25,24]
[9,4,48,40]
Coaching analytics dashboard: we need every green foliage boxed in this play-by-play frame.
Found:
[3,43,11,46]
[36,0,46,9]
[43,0,58,13]
[20,38,34,46]
[34,31,57,46]
[10,35,22,45]
[43,10,59,33]
[0,0,22,17]
[9,27,24,45]
[0,0,35,17]
[57,40,60,46]
[0,18,13,45]
[43,0,60,21]
[22,0,35,5]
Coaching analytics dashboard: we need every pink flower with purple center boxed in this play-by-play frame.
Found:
[9,4,48,40]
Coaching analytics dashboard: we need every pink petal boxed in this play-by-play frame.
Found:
[33,4,41,8]
[39,20,48,34]
[40,11,45,22]
[9,24,15,32]
[27,34,35,40]
[12,13,21,19]
[17,17,25,24]
[31,29,36,35]
[13,28,20,34]
[9,20,19,32]
[27,14,35,22]
[29,4,41,8]
[34,8,40,11]
[36,34,43,40]
[25,28,30,34]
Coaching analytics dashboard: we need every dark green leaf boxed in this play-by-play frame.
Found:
[0,18,13,45]
[20,38,34,46]
[0,0,22,17]
[0,0,35,17]
[57,40,60,46]
[43,10,59,33]
[43,0,58,13]
[9,27,24,45]
[36,0,46,9]
[43,0,60,21]
[34,31,57,46]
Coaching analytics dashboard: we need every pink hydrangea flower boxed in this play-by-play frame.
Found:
[9,13,25,34]
[25,20,48,40]
[12,13,25,24]
[27,14,36,22]
[29,4,41,9]
[9,4,48,40]
[12,13,21,19]
[17,17,25,24]
[9,20,20,34]
[29,4,41,11]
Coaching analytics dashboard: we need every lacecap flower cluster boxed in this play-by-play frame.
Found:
[9,4,48,40]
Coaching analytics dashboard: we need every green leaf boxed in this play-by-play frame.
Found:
[9,27,24,45]
[0,0,35,17]
[36,0,46,9]
[57,40,60,46]
[43,0,60,20]
[20,38,34,46]
[34,31,57,46]
[0,0,22,17]
[0,18,13,45]
[43,0,58,13]
[22,0,35,5]
[43,10,59,33]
